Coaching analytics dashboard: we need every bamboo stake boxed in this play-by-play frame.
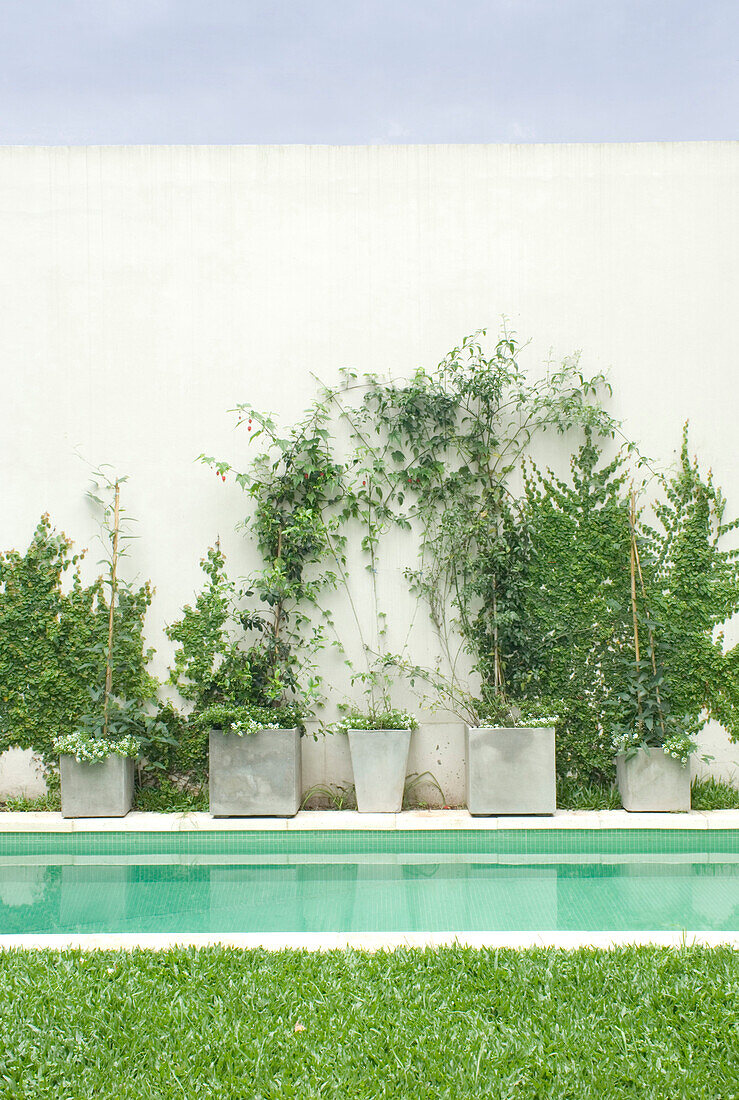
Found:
[102,479,120,739]
[629,489,640,665]
[632,495,666,737]
[629,488,643,729]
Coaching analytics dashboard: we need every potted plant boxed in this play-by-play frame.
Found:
[201,701,302,816]
[611,667,694,812]
[465,695,559,816]
[54,719,139,818]
[166,543,312,817]
[54,473,158,818]
[336,706,418,812]
[611,490,694,812]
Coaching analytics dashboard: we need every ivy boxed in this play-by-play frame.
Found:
[645,425,739,740]
[505,437,635,779]
[0,513,155,765]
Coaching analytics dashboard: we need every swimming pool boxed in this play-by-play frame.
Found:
[1,828,737,936]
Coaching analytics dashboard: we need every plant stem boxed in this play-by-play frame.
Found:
[103,479,120,739]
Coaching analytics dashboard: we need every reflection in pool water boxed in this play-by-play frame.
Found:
[0,829,737,935]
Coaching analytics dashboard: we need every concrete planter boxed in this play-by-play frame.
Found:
[466,725,556,815]
[60,754,134,818]
[347,729,412,812]
[209,727,301,816]
[616,746,691,811]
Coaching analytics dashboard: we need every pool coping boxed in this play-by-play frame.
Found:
[0,808,738,831]
[0,931,737,951]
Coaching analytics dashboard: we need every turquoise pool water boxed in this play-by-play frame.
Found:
[0,830,737,935]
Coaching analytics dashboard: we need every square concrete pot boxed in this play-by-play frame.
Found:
[209,727,301,816]
[60,754,134,818]
[347,729,412,812]
[466,725,556,815]
[616,746,691,811]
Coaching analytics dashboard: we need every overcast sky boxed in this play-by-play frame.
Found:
[0,0,737,145]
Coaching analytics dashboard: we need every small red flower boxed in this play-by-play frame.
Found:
[248,426,252,431]
[362,480,366,486]
[221,474,226,482]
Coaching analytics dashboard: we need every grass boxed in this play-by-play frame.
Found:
[691,775,739,810]
[0,789,61,812]
[3,775,739,814]
[0,946,736,1098]
[133,780,208,814]
[556,777,621,810]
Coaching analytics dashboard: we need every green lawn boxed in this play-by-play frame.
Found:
[0,946,737,1098]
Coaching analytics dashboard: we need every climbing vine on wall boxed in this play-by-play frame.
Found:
[645,426,739,740]
[198,398,347,716]
[4,330,739,796]
[0,511,155,764]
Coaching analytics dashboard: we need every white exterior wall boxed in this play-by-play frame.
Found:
[1,142,738,802]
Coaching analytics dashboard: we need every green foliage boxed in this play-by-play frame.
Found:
[165,545,261,698]
[0,516,97,761]
[0,789,62,812]
[557,777,621,810]
[163,544,305,786]
[322,332,739,781]
[645,425,739,741]
[194,701,302,733]
[690,775,739,810]
[84,469,158,739]
[142,701,209,782]
[134,780,208,813]
[0,947,737,1098]
[163,545,260,783]
[312,330,619,723]
[200,399,344,713]
[334,709,419,733]
[0,514,154,764]
[475,696,562,728]
[507,439,636,779]
[165,544,238,706]
[355,330,619,692]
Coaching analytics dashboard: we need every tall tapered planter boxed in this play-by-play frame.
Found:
[466,726,556,815]
[348,729,412,812]
[616,747,691,811]
[209,727,301,816]
[60,755,134,818]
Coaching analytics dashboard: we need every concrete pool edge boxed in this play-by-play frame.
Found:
[0,930,737,951]
[1,808,738,831]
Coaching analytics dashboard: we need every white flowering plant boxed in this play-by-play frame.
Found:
[472,694,562,729]
[52,731,140,763]
[334,709,419,734]
[194,702,301,736]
